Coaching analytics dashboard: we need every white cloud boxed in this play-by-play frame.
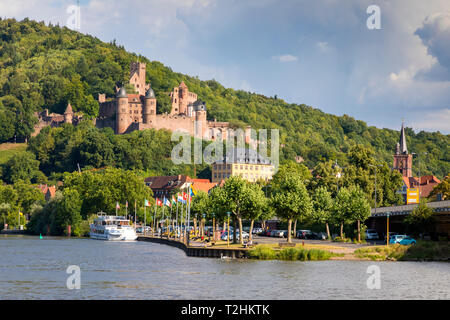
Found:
[316,41,330,52]
[410,108,450,132]
[272,54,298,62]
[415,12,450,78]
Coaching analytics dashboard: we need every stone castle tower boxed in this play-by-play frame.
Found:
[96,62,247,140]
[393,121,413,177]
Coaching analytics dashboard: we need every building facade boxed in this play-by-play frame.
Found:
[211,148,274,183]
[96,62,252,141]
[393,122,441,202]
[33,103,81,137]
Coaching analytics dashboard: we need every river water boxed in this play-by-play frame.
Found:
[1,235,449,299]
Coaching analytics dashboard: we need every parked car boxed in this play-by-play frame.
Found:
[365,229,379,240]
[389,234,407,244]
[221,231,249,241]
[315,232,328,240]
[136,226,151,234]
[252,227,263,234]
[274,230,288,238]
[399,236,417,246]
[270,230,279,237]
[296,230,312,239]
[384,232,398,241]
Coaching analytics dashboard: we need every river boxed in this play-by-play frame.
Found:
[1,235,449,299]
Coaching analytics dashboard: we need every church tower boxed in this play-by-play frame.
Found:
[143,87,157,124]
[116,87,129,134]
[393,121,413,177]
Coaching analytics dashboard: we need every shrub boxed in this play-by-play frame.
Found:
[248,246,277,260]
[277,248,299,260]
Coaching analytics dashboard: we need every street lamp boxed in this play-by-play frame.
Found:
[212,212,215,243]
[226,212,231,247]
[386,211,391,246]
[202,213,206,237]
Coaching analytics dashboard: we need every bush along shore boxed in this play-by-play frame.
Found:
[248,245,343,261]
[354,241,450,262]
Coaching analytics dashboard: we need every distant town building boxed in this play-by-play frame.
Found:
[36,184,57,201]
[211,148,274,183]
[393,122,441,202]
[144,175,218,199]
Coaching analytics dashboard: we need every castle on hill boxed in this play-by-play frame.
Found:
[34,62,252,142]
[96,62,251,141]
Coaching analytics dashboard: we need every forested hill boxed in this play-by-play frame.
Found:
[0,18,448,178]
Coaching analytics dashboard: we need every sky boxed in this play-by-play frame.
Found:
[1,0,450,134]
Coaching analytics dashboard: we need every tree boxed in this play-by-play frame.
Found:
[190,191,209,237]
[429,176,450,201]
[333,187,352,239]
[348,187,371,242]
[13,180,45,215]
[62,168,153,218]
[222,176,249,245]
[271,173,312,243]
[272,161,312,189]
[311,187,333,240]
[241,183,267,241]
[404,200,436,238]
[2,152,46,184]
[53,188,82,236]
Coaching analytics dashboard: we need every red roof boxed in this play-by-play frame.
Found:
[402,175,441,198]
[192,181,217,193]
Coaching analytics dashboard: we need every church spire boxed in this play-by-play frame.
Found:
[399,120,408,154]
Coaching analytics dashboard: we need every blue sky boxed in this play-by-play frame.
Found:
[2,0,450,133]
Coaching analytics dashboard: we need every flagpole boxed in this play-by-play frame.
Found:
[176,196,179,238]
[170,203,173,239]
[134,200,136,229]
[187,186,191,245]
[153,199,157,236]
[144,205,146,236]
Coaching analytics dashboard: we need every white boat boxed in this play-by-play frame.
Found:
[90,212,137,241]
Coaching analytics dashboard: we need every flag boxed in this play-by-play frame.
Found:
[177,193,183,202]
[172,195,177,204]
[116,202,120,209]
[156,198,163,207]
[144,199,150,207]
[190,186,197,197]
[164,197,171,207]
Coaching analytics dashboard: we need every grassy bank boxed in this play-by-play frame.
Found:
[354,241,450,261]
[248,245,343,261]
[0,143,28,165]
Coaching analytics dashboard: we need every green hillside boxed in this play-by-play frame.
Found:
[0,18,448,178]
